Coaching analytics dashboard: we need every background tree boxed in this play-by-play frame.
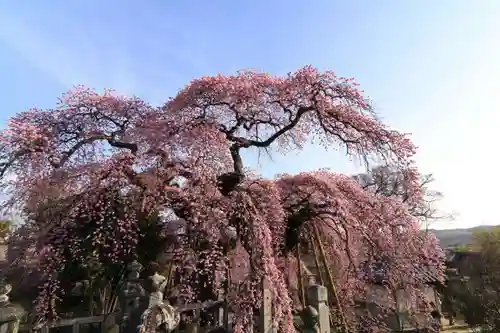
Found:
[352,166,450,329]
[0,67,444,333]
[353,165,453,228]
[441,227,500,332]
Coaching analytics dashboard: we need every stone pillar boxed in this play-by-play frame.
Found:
[216,288,225,327]
[258,278,276,333]
[120,261,145,333]
[307,284,330,333]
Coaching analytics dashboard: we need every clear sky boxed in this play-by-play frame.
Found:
[0,1,499,230]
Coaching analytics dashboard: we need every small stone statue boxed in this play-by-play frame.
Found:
[0,280,25,333]
[138,262,180,333]
[0,283,11,304]
[147,270,169,308]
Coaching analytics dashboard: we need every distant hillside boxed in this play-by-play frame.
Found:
[429,225,497,248]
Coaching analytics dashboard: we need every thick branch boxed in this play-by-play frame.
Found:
[58,134,138,167]
[107,138,138,153]
[217,106,314,195]
[225,106,313,150]
[0,150,29,178]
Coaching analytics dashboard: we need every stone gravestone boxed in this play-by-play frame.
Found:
[0,282,25,333]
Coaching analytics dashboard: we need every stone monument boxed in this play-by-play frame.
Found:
[120,261,146,333]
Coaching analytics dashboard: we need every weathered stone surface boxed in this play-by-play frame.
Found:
[307,285,329,333]
[0,283,25,323]
[0,303,25,322]
[307,285,328,304]
[104,323,119,333]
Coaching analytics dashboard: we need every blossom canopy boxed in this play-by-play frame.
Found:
[0,66,443,332]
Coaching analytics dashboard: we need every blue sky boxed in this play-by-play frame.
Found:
[1,1,499,229]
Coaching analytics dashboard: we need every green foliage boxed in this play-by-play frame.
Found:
[474,226,500,257]
[454,244,471,252]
